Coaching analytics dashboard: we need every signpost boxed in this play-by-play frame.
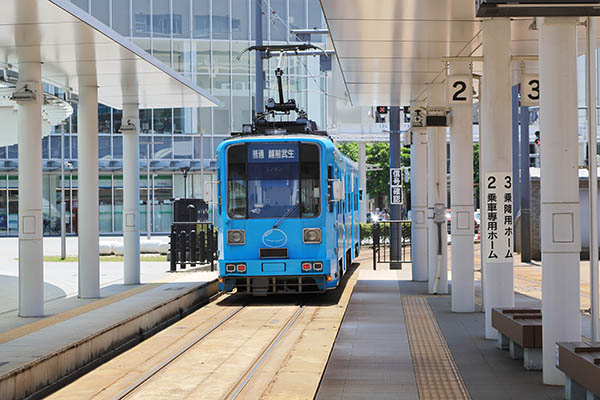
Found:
[484,172,514,263]
[390,167,403,205]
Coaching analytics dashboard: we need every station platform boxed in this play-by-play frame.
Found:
[0,263,218,400]
[317,267,564,400]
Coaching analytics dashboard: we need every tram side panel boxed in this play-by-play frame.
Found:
[216,136,348,293]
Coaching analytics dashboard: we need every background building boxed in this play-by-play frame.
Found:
[0,0,328,236]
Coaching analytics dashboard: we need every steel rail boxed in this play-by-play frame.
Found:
[226,305,306,400]
[114,305,246,400]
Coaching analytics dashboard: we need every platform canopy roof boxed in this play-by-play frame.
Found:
[319,0,579,107]
[0,0,220,110]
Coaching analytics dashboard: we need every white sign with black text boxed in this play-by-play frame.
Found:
[448,75,473,105]
[484,172,514,263]
[521,74,540,107]
[390,168,403,205]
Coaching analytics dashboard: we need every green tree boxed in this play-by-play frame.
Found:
[338,143,358,162]
[338,142,411,208]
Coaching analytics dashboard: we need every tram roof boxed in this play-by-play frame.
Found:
[0,0,220,110]
[320,0,594,107]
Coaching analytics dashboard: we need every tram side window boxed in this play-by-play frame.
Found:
[300,143,320,217]
[227,144,247,218]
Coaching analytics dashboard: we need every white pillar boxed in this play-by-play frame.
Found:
[539,17,581,385]
[481,18,514,339]
[449,62,475,312]
[78,85,100,298]
[123,103,140,285]
[17,62,44,317]
[426,83,448,294]
[410,102,428,282]
[358,142,367,222]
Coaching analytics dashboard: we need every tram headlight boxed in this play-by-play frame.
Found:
[303,228,321,244]
[227,229,246,245]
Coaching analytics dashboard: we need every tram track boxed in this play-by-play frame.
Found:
[110,302,308,400]
[224,305,305,400]
[114,304,247,400]
[49,262,361,400]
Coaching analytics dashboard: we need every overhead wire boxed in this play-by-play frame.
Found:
[253,0,341,102]
[413,28,483,103]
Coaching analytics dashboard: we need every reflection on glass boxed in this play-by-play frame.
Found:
[173,39,192,73]
[153,108,173,133]
[270,0,287,42]
[91,0,110,25]
[112,0,130,36]
[193,0,210,39]
[140,109,153,133]
[152,0,171,37]
[50,136,61,159]
[113,109,123,134]
[289,0,307,32]
[174,137,193,159]
[99,105,111,133]
[153,38,172,67]
[113,136,123,159]
[213,41,231,74]
[99,136,112,160]
[133,0,151,37]
[42,137,49,159]
[154,136,173,159]
[194,40,210,74]
[99,179,112,232]
[232,0,249,40]
[173,0,191,38]
[212,0,230,40]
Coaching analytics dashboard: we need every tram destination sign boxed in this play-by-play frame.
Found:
[390,168,403,205]
[484,172,514,263]
[247,142,299,163]
[476,1,600,17]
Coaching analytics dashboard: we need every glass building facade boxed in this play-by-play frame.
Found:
[0,0,327,236]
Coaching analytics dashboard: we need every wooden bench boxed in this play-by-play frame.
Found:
[491,308,542,370]
[557,342,600,400]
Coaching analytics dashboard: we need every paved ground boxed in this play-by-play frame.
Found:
[318,258,564,400]
[0,236,177,332]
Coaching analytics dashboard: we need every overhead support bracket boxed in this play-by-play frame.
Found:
[441,55,539,62]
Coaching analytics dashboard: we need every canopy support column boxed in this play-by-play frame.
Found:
[410,101,428,282]
[449,61,475,312]
[481,18,514,339]
[123,102,141,285]
[426,83,448,294]
[539,16,581,385]
[17,61,44,317]
[78,84,100,299]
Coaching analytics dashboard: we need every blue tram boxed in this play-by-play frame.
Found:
[215,115,360,294]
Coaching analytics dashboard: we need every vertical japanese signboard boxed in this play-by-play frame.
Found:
[390,168,403,205]
[484,172,513,262]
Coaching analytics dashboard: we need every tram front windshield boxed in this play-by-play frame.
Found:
[227,142,320,219]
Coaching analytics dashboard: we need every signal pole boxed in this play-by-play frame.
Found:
[255,0,264,114]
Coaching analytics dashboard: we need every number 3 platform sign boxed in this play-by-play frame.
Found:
[484,172,514,263]
[521,74,539,107]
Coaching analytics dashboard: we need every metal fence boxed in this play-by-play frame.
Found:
[169,222,218,271]
[372,220,412,270]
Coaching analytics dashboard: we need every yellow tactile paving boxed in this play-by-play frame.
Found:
[0,272,185,345]
[402,295,471,400]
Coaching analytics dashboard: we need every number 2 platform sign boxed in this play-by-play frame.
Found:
[484,172,514,263]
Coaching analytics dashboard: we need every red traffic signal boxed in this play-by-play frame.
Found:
[377,106,388,114]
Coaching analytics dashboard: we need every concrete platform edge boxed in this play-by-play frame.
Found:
[0,279,219,400]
